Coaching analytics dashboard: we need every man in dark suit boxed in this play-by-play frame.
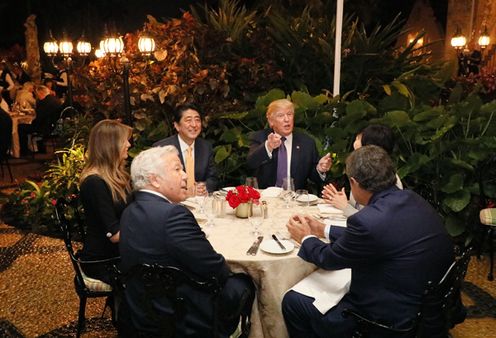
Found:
[153,104,218,193]
[119,145,254,337]
[247,99,332,190]
[282,145,454,338]
[19,85,62,155]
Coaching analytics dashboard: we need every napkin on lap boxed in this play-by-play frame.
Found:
[261,187,283,198]
[290,268,351,314]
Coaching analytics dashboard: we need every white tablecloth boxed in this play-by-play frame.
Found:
[191,197,318,338]
[9,111,35,158]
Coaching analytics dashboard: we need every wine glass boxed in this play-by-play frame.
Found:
[249,203,265,237]
[281,177,295,208]
[245,177,259,189]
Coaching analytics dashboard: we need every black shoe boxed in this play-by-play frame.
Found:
[20,149,33,157]
[36,141,47,154]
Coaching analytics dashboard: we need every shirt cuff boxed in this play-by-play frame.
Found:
[302,234,317,243]
[265,141,273,159]
[324,224,331,240]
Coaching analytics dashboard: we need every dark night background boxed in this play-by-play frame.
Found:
[0,0,448,50]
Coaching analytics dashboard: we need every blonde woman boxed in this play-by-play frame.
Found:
[79,119,132,283]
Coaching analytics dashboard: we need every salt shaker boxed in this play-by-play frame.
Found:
[262,201,268,219]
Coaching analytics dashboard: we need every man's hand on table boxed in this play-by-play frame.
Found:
[286,214,326,243]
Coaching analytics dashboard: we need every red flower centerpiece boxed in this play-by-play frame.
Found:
[226,185,260,218]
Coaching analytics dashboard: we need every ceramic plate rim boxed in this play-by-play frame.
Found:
[259,239,295,254]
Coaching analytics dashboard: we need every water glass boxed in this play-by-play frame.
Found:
[203,195,216,227]
[249,203,265,237]
[296,189,309,207]
[281,177,295,208]
[245,177,259,189]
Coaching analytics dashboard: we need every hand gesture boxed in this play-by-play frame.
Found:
[267,132,282,152]
[322,184,348,210]
[286,214,325,243]
[317,153,332,173]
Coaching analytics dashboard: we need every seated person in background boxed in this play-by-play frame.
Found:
[153,104,218,194]
[78,119,132,284]
[0,106,13,160]
[42,78,57,96]
[0,60,15,106]
[282,145,454,338]
[18,85,62,155]
[322,124,403,216]
[247,99,332,190]
[119,146,254,337]
[13,81,36,110]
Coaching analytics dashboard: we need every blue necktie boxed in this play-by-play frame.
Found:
[276,137,287,187]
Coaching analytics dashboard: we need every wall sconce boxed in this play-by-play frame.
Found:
[478,26,491,49]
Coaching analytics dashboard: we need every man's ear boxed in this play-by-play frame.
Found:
[149,175,160,189]
[349,177,358,186]
[173,122,180,133]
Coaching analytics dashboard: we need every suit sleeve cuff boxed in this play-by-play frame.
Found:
[265,141,273,159]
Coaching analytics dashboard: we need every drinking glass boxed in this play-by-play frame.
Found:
[245,177,259,189]
[295,189,309,207]
[195,182,207,213]
[203,195,216,227]
[281,177,295,208]
[249,203,265,237]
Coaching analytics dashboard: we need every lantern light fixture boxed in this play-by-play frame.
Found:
[478,25,491,49]
[138,35,156,55]
[102,35,125,56]
[450,26,467,50]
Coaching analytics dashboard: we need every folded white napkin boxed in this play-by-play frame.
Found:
[317,204,345,215]
[261,187,283,198]
[290,268,351,314]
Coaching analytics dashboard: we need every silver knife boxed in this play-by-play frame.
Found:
[272,234,286,250]
[246,236,264,255]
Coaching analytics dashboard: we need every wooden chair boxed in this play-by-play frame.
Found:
[343,246,472,338]
[54,197,120,338]
[120,263,252,338]
[479,208,496,280]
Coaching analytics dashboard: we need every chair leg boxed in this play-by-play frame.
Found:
[488,227,494,281]
[77,296,87,338]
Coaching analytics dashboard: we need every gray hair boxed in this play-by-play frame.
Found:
[345,145,396,193]
[130,145,179,190]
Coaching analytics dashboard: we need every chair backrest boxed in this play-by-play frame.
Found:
[416,245,472,338]
[54,197,90,290]
[124,263,222,338]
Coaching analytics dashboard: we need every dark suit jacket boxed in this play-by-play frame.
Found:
[247,129,322,190]
[153,135,218,192]
[119,191,231,335]
[33,94,62,135]
[298,187,454,334]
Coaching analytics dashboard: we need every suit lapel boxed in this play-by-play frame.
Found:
[290,133,301,177]
[194,138,204,180]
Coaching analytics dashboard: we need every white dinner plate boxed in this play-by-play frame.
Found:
[222,186,235,192]
[296,194,319,204]
[259,239,295,254]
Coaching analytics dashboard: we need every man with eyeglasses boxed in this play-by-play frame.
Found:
[247,99,332,190]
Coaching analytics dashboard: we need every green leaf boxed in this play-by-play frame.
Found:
[441,174,464,193]
[443,190,471,212]
[383,84,392,96]
[391,81,410,98]
[444,215,466,237]
[412,108,442,122]
[255,89,286,111]
[291,91,319,110]
[214,145,231,163]
[384,110,411,127]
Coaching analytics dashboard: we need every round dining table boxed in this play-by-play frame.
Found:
[189,195,319,338]
[9,109,35,158]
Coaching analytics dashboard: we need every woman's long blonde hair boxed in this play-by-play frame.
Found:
[80,119,132,202]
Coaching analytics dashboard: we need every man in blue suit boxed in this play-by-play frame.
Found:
[153,104,218,193]
[283,145,454,338]
[119,146,254,337]
[247,99,332,190]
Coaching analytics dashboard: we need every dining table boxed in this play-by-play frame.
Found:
[187,191,334,338]
[8,108,35,158]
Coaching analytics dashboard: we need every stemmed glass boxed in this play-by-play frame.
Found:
[195,182,207,213]
[281,177,295,208]
[249,203,265,237]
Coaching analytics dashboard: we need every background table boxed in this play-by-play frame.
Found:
[9,112,35,158]
[191,197,319,338]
